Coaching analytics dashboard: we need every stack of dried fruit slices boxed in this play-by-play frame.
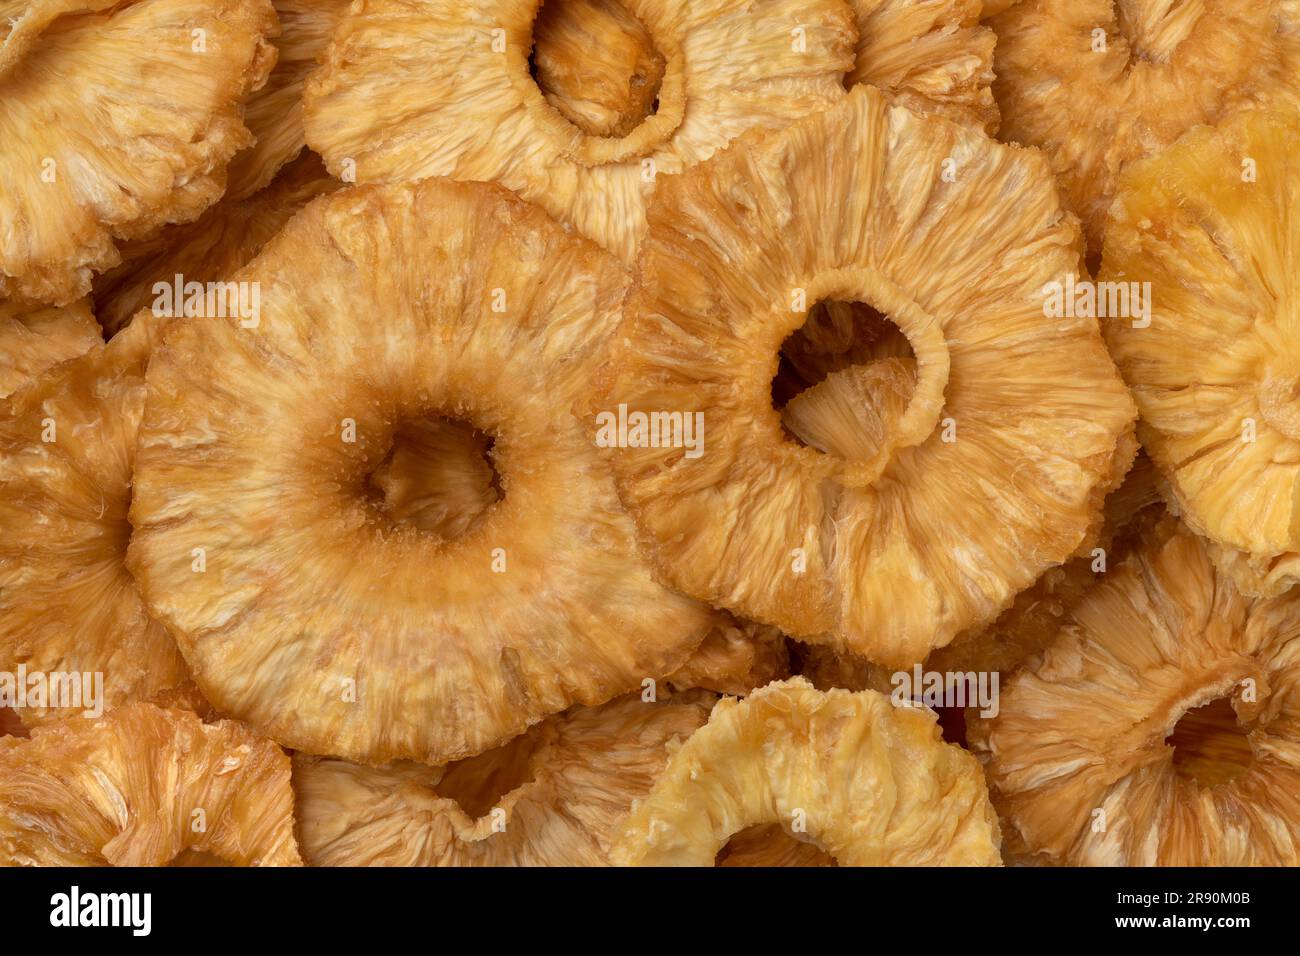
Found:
[1,0,1299,869]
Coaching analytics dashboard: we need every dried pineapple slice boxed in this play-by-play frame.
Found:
[0,703,299,866]
[605,86,1136,667]
[0,298,100,398]
[848,0,998,132]
[611,678,1001,865]
[127,179,716,766]
[0,0,279,304]
[665,617,790,696]
[224,0,351,200]
[0,315,190,727]
[532,0,667,139]
[1101,109,1300,596]
[92,153,338,336]
[990,0,1300,253]
[293,692,714,866]
[302,0,856,262]
[971,518,1300,865]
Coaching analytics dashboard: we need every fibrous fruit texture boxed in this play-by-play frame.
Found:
[971,519,1300,865]
[0,297,100,398]
[0,0,279,304]
[293,691,714,866]
[990,0,1300,253]
[302,0,856,262]
[604,85,1135,668]
[126,178,715,766]
[0,702,299,865]
[0,315,190,727]
[1102,109,1300,599]
[611,678,1002,865]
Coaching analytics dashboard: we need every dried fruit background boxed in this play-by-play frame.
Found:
[1,0,1297,867]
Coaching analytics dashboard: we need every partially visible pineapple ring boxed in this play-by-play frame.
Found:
[971,519,1300,865]
[531,0,667,139]
[1101,109,1300,593]
[0,703,300,866]
[664,617,791,696]
[127,179,716,767]
[606,86,1136,667]
[990,0,1300,253]
[293,691,716,866]
[0,297,101,399]
[303,0,856,262]
[0,0,280,305]
[610,679,1002,866]
[0,314,191,728]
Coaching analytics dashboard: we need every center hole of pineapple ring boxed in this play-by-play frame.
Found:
[529,0,666,138]
[714,824,839,867]
[1114,0,1204,64]
[432,723,543,820]
[1165,696,1254,788]
[769,270,949,474]
[364,416,503,541]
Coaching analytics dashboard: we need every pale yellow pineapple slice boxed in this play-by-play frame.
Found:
[1102,109,1300,596]
[0,297,100,398]
[0,315,190,727]
[293,692,714,866]
[0,703,300,866]
[990,0,1300,253]
[0,0,278,304]
[970,518,1300,865]
[611,679,1001,865]
[126,179,716,766]
[604,86,1136,668]
[303,0,856,263]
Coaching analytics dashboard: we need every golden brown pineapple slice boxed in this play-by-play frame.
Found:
[0,0,279,304]
[990,0,1300,253]
[92,153,338,336]
[665,617,790,696]
[0,298,100,398]
[1102,109,1300,596]
[971,518,1300,865]
[224,0,351,200]
[303,0,856,262]
[0,703,300,866]
[127,179,716,766]
[532,0,667,139]
[293,692,714,866]
[611,679,1001,865]
[605,86,1136,667]
[0,315,190,727]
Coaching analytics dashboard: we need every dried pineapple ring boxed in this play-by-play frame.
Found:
[1101,109,1300,593]
[0,315,190,727]
[606,86,1136,667]
[971,519,1300,865]
[611,678,1001,865]
[0,297,101,399]
[0,703,300,866]
[665,617,790,697]
[990,0,1300,253]
[848,0,998,132]
[293,692,714,866]
[224,0,351,201]
[302,0,856,262]
[127,179,716,766]
[0,0,279,305]
[532,0,668,140]
[93,153,338,336]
